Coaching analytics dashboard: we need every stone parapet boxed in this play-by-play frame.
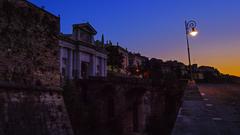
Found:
[0,82,73,135]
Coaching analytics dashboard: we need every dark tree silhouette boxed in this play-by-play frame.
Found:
[105,45,124,71]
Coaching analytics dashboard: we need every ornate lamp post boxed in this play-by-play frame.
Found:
[185,20,198,80]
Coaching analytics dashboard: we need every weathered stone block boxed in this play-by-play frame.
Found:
[0,83,74,135]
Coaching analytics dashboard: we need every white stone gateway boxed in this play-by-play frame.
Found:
[59,23,107,80]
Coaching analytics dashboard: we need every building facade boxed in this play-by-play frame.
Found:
[129,53,148,68]
[118,47,129,74]
[128,53,149,78]
[115,45,129,74]
[59,23,107,80]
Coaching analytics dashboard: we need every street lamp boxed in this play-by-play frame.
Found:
[185,20,198,81]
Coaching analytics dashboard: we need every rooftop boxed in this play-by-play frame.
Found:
[72,23,97,35]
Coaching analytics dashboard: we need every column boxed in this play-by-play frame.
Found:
[91,55,97,76]
[78,51,82,79]
[101,58,104,77]
[68,49,73,79]
[104,58,107,77]
[59,47,63,76]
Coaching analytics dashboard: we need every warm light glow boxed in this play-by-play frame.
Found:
[189,28,198,37]
[136,69,140,72]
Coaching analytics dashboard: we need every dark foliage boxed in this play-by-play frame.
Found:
[105,45,124,71]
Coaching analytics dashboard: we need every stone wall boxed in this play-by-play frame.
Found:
[63,77,186,135]
[0,0,60,87]
[0,82,74,135]
[0,77,185,135]
[233,77,240,84]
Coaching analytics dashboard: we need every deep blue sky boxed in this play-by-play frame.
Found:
[29,0,240,76]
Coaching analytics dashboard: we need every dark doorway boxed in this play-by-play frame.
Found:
[81,62,89,79]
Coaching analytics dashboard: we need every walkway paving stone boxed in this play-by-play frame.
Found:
[172,84,220,135]
[172,83,240,135]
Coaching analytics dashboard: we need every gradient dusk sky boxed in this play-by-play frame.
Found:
[29,0,240,76]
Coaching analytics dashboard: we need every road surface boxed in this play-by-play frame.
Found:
[172,83,240,135]
[199,83,240,135]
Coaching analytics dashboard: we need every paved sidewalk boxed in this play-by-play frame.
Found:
[171,84,220,135]
[198,84,240,135]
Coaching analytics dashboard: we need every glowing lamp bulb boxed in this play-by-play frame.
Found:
[189,28,198,37]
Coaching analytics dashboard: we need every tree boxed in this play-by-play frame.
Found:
[101,34,104,47]
[105,46,124,72]
[95,40,101,47]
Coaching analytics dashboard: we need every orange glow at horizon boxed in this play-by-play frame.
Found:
[144,38,240,77]
[195,57,240,77]
[188,60,239,77]
[186,39,240,77]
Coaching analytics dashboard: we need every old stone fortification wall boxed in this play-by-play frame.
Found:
[0,82,74,135]
[63,77,186,135]
[0,0,60,87]
[0,77,185,135]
